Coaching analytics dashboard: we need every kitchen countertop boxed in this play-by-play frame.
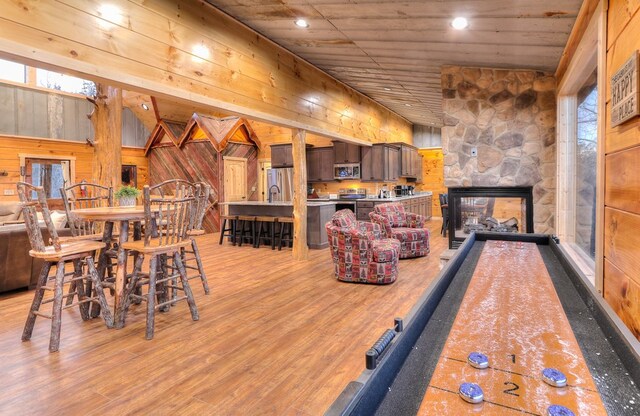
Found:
[220,192,431,206]
[357,191,432,202]
[220,200,340,207]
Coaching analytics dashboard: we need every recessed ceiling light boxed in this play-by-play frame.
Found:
[384,87,391,91]
[451,17,469,30]
[141,103,149,111]
[405,103,412,107]
[295,19,309,28]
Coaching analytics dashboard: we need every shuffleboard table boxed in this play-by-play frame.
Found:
[327,233,640,416]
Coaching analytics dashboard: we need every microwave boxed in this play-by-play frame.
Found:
[334,163,360,180]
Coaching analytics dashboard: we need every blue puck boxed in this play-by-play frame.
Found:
[459,382,484,404]
[547,404,575,416]
[542,368,567,387]
[467,352,489,369]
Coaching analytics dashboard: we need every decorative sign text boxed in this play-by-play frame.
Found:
[611,51,639,127]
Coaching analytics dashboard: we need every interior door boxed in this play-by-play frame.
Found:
[223,157,248,202]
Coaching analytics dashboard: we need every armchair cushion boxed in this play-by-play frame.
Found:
[392,227,428,242]
[371,239,400,262]
[0,202,22,223]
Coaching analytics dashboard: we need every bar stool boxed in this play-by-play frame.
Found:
[219,215,238,245]
[17,182,113,352]
[235,215,257,247]
[277,216,294,250]
[256,216,277,249]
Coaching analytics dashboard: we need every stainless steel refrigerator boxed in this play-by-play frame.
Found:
[266,168,294,202]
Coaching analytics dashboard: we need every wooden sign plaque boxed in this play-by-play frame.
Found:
[611,50,640,127]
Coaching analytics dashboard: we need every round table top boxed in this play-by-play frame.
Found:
[72,206,155,221]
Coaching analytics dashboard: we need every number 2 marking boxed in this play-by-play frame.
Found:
[508,354,516,364]
[503,382,520,396]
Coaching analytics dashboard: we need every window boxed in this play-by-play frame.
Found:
[575,71,598,259]
[20,154,76,210]
[556,2,605,289]
[36,69,96,96]
[0,58,26,83]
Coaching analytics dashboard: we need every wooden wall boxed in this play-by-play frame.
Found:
[0,0,412,146]
[148,140,259,233]
[0,135,148,201]
[417,148,446,216]
[603,0,640,339]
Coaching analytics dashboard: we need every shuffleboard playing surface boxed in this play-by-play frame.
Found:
[418,241,606,415]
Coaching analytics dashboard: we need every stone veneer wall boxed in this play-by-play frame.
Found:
[441,66,557,234]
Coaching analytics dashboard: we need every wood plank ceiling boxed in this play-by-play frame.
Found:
[204,0,583,127]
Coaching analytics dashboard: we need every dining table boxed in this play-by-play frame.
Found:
[72,206,157,328]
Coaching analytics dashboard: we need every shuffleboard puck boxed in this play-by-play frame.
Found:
[547,404,575,416]
[542,368,567,387]
[467,352,489,369]
[459,382,483,404]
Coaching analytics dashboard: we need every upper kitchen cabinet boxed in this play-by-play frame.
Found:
[307,147,334,182]
[271,144,293,168]
[399,144,419,178]
[333,141,361,164]
[361,144,400,182]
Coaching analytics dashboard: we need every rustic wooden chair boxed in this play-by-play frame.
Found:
[60,181,119,309]
[121,184,199,340]
[149,179,210,295]
[17,182,113,352]
[179,181,211,294]
[61,181,113,241]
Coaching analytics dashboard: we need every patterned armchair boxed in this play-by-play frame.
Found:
[326,209,400,284]
[369,202,430,259]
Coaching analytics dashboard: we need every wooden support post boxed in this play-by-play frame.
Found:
[291,128,309,260]
[89,84,122,189]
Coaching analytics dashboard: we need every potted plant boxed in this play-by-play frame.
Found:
[115,185,140,207]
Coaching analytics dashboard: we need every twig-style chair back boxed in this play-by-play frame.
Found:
[144,183,197,247]
[192,182,211,232]
[16,182,60,252]
[149,179,194,199]
[61,182,113,237]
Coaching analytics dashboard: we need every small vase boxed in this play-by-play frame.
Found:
[119,196,137,207]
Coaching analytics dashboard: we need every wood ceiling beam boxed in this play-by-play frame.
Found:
[0,0,412,146]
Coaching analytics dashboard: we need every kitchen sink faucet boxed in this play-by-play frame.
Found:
[268,184,281,203]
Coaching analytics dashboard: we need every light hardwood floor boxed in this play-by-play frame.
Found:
[0,219,447,415]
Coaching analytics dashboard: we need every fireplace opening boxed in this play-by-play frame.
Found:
[448,187,534,249]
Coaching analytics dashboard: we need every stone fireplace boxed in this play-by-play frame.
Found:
[441,66,556,235]
[448,186,534,248]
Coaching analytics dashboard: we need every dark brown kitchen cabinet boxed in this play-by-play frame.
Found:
[361,144,400,182]
[399,144,419,178]
[271,144,293,168]
[333,141,360,163]
[307,147,334,182]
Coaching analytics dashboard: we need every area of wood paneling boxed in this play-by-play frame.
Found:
[604,259,640,339]
[208,0,581,126]
[604,0,640,339]
[0,0,412,146]
[603,207,640,300]
[0,221,448,414]
[417,148,445,216]
[605,147,640,214]
[0,136,148,200]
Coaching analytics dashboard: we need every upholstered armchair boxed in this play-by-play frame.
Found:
[369,202,430,259]
[326,209,400,284]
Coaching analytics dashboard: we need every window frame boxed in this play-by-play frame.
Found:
[556,1,607,292]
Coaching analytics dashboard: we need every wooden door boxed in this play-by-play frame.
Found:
[385,146,399,181]
[223,157,247,202]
